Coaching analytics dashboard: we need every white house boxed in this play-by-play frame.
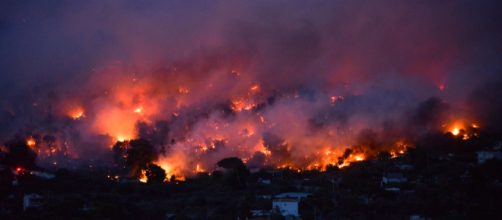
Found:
[273,198,299,218]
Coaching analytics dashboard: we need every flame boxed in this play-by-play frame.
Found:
[250,84,260,93]
[330,95,344,103]
[93,107,138,145]
[444,120,480,140]
[231,98,256,112]
[139,169,147,183]
[337,153,366,168]
[354,154,365,161]
[26,137,36,149]
[195,164,205,173]
[134,106,143,114]
[178,86,190,94]
[115,136,129,142]
[69,106,85,120]
[156,155,186,181]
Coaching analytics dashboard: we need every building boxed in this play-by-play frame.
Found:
[23,194,44,211]
[272,198,300,218]
[381,172,407,185]
[250,209,270,218]
[477,151,502,164]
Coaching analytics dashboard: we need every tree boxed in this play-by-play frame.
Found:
[112,139,157,178]
[146,163,166,184]
[217,157,250,189]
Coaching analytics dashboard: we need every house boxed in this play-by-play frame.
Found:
[23,194,44,211]
[476,151,502,164]
[381,172,407,185]
[255,195,272,200]
[381,172,407,192]
[250,209,270,218]
[257,178,271,185]
[272,198,300,219]
[397,164,415,171]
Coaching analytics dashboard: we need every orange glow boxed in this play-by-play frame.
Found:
[338,153,366,168]
[330,95,344,103]
[354,154,365,161]
[26,137,36,148]
[115,136,129,142]
[444,120,466,136]
[156,156,186,181]
[93,107,138,145]
[250,84,260,93]
[68,106,85,120]
[255,140,272,156]
[444,120,480,140]
[438,83,445,91]
[134,106,143,114]
[139,169,147,183]
[195,164,205,173]
[231,98,256,112]
[178,86,190,94]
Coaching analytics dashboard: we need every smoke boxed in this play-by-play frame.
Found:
[1,0,501,175]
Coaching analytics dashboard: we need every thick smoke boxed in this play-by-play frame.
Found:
[1,0,501,175]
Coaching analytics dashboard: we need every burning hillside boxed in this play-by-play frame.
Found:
[1,1,501,183]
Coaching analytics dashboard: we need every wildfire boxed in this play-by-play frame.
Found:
[139,169,147,183]
[231,98,256,112]
[134,106,143,114]
[444,120,479,140]
[178,86,190,94]
[115,136,129,142]
[354,154,365,161]
[69,107,85,120]
[337,153,366,168]
[250,84,260,93]
[330,95,344,103]
[26,137,36,148]
[195,164,205,173]
[156,156,187,181]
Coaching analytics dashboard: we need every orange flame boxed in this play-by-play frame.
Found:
[139,169,147,183]
[69,106,85,120]
[26,137,36,149]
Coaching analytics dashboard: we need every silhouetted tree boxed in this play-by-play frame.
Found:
[217,157,250,189]
[146,163,166,184]
[112,139,157,177]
